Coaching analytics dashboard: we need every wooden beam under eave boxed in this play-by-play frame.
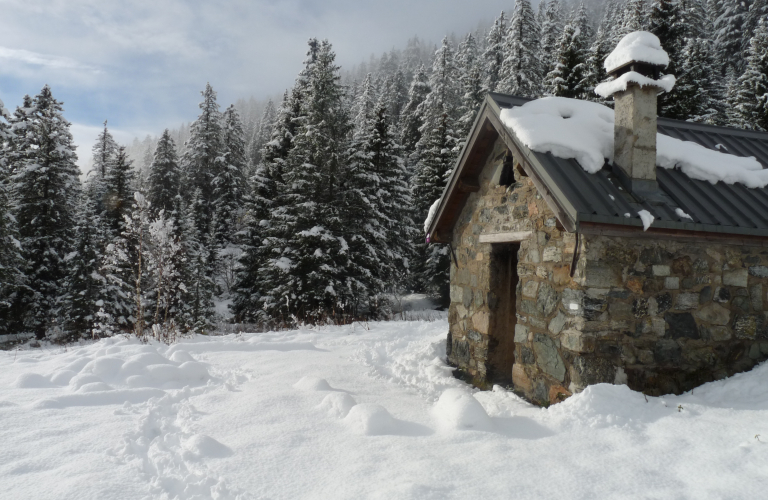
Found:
[478,231,533,243]
[457,178,480,193]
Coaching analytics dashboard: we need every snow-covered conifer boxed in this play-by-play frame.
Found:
[539,0,565,79]
[498,0,543,97]
[102,147,136,238]
[214,104,248,246]
[10,85,81,337]
[733,20,768,131]
[146,129,181,215]
[483,11,507,94]
[545,10,589,99]
[399,65,431,171]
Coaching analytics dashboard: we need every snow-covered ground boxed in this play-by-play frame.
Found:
[2,320,767,499]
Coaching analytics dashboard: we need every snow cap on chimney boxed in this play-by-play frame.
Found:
[595,32,675,197]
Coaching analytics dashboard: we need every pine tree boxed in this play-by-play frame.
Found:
[260,39,353,323]
[584,26,611,102]
[539,0,566,80]
[621,0,649,37]
[61,195,105,338]
[182,83,225,235]
[648,0,688,118]
[180,193,215,331]
[669,36,722,123]
[215,104,248,246]
[545,12,589,99]
[456,33,485,142]
[10,85,81,337]
[733,20,768,131]
[382,69,408,131]
[399,65,431,171]
[247,99,276,174]
[483,11,507,94]
[146,129,181,215]
[714,0,750,75]
[498,0,543,97]
[0,101,27,335]
[102,147,135,238]
[86,121,118,212]
[411,39,461,302]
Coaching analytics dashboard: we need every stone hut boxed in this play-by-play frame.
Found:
[425,33,768,405]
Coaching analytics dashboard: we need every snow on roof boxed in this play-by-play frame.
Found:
[604,31,669,73]
[594,72,675,98]
[424,198,440,235]
[499,96,768,188]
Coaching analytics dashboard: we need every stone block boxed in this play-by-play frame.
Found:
[450,285,463,303]
[638,349,654,364]
[456,304,468,319]
[522,280,539,298]
[749,343,763,360]
[467,330,482,342]
[714,287,730,303]
[569,355,615,390]
[533,333,565,382]
[609,302,633,321]
[749,265,768,278]
[723,269,748,287]
[549,385,572,404]
[514,324,529,343]
[654,339,682,363]
[457,268,471,285]
[528,248,540,264]
[561,288,584,315]
[552,265,571,286]
[548,311,567,335]
[584,296,608,320]
[656,293,672,314]
[652,265,670,277]
[701,326,731,342]
[561,330,592,352]
[671,257,693,276]
[512,364,532,393]
[699,286,712,304]
[734,314,763,340]
[675,293,699,310]
[529,317,547,330]
[750,284,763,312]
[664,277,680,290]
[543,246,562,262]
[585,265,622,288]
[695,303,730,326]
[520,346,535,364]
[472,311,490,334]
[627,277,644,294]
[473,288,485,307]
[537,283,560,317]
[664,312,699,339]
[452,339,471,364]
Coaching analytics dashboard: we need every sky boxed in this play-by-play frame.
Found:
[0,0,518,170]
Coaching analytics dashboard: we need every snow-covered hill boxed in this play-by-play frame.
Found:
[1,319,767,499]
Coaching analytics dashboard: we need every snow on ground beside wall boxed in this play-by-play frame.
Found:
[500,97,767,188]
[2,320,768,499]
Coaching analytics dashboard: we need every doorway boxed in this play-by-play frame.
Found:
[486,243,519,386]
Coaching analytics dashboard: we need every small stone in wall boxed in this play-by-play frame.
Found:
[652,265,671,277]
[675,293,699,310]
[522,280,539,298]
[472,312,490,334]
[514,324,529,343]
[665,277,680,290]
[549,311,567,334]
[750,284,763,312]
[713,287,731,303]
[748,265,768,278]
[694,302,730,326]
[532,333,566,382]
[543,246,562,262]
[723,269,748,287]
[734,314,763,340]
[664,312,699,339]
[512,364,532,392]
[701,326,731,342]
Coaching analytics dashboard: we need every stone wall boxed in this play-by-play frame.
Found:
[446,135,768,406]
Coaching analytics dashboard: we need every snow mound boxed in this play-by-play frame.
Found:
[318,392,357,418]
[343,403,397,435]
[183,434,233,459]
[595,72,675,98]
[293,376,333,391]
[14,372,55,388]
[499,97,767,188]
[433,388,492,431]
[604,31,669,73]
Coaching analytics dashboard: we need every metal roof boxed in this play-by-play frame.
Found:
[489,93,768,237]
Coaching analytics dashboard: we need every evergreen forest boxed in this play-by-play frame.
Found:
[2,0,768,341]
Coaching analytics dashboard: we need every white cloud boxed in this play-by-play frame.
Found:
[0,47,99,72]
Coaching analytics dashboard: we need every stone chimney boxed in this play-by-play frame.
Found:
[596,32,673,196]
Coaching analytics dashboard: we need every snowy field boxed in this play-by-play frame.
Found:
[2,319,768,499]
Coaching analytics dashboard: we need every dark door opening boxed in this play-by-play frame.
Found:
[486,243,519,386]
